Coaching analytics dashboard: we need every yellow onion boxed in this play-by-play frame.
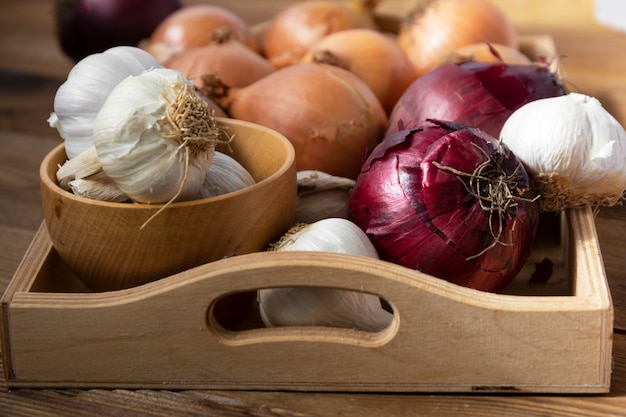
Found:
[262,0,380,68]
[397,0,518,77]
[443,42,532,65]
[199,96,228,119]
[165,27,275,90]
[205,63,387,179]
[146,4,259,63]
[301,28,419,114]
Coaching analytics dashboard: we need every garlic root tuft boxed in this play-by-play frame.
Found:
[533,172,625,212]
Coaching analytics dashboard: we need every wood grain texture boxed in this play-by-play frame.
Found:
[2,0,626,415]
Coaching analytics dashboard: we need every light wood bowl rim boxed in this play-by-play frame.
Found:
[40,117,296,210]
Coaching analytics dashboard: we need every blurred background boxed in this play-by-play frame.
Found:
[1,0,625,126]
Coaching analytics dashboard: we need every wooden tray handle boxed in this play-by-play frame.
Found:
[75,249,581,351]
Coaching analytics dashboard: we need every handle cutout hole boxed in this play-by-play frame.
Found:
[208,287,398,347]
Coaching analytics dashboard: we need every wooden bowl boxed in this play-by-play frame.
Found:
[40,118,297,292]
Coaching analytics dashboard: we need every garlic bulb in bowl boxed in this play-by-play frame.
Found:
[48,46,162,159]
[93,68,221,204]
[195,151,256,199]
[500,93,626,211]
[40,117,297,292]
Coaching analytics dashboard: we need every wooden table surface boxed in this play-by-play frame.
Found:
[1,0,626,415]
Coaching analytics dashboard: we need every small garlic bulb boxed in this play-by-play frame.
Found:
[48,46,162,159]
[258,218,393,332]
[500,93,626,211]
[93,68,221,204]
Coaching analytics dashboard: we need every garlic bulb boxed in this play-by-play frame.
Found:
[48,46,162,159]
[295,170,355,223]
[195,151,256,199]
[93,68,222,204]
[258,218,393,332]
[500,93,626,211]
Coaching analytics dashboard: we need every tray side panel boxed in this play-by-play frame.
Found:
[4,246,611,393]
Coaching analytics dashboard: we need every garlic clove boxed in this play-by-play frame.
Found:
[56,146,102,191]
[69,171,129,203]
[297,170,356,194]
[295,170,355,223]
[195,151,256,199]
[296,189,354,223]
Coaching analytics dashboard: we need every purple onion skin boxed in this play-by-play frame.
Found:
[55,0,181,61]
[348,120,539,293]
[387,62,567,138]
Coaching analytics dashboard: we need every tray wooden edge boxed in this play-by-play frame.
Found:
[0,206,613,392]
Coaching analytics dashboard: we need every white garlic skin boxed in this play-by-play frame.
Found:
[500,93,626,196]
[295,170,355,223]
[258,218,393,332]
[272,218,379,257]
[48,46,162,159]
[195,151,256,199]
[93,68,216,204]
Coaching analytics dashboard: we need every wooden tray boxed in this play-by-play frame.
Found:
[0,206,613,393]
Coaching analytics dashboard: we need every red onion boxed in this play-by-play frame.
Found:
[386,61,567,138]
[55,0,181,61]
[347,120,539,292]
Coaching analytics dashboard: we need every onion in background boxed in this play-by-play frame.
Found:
[387,61,567,139]
[205,63,388,180]
[146,4,260,63]
[397,0,518,77]
[55,0,181,61]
